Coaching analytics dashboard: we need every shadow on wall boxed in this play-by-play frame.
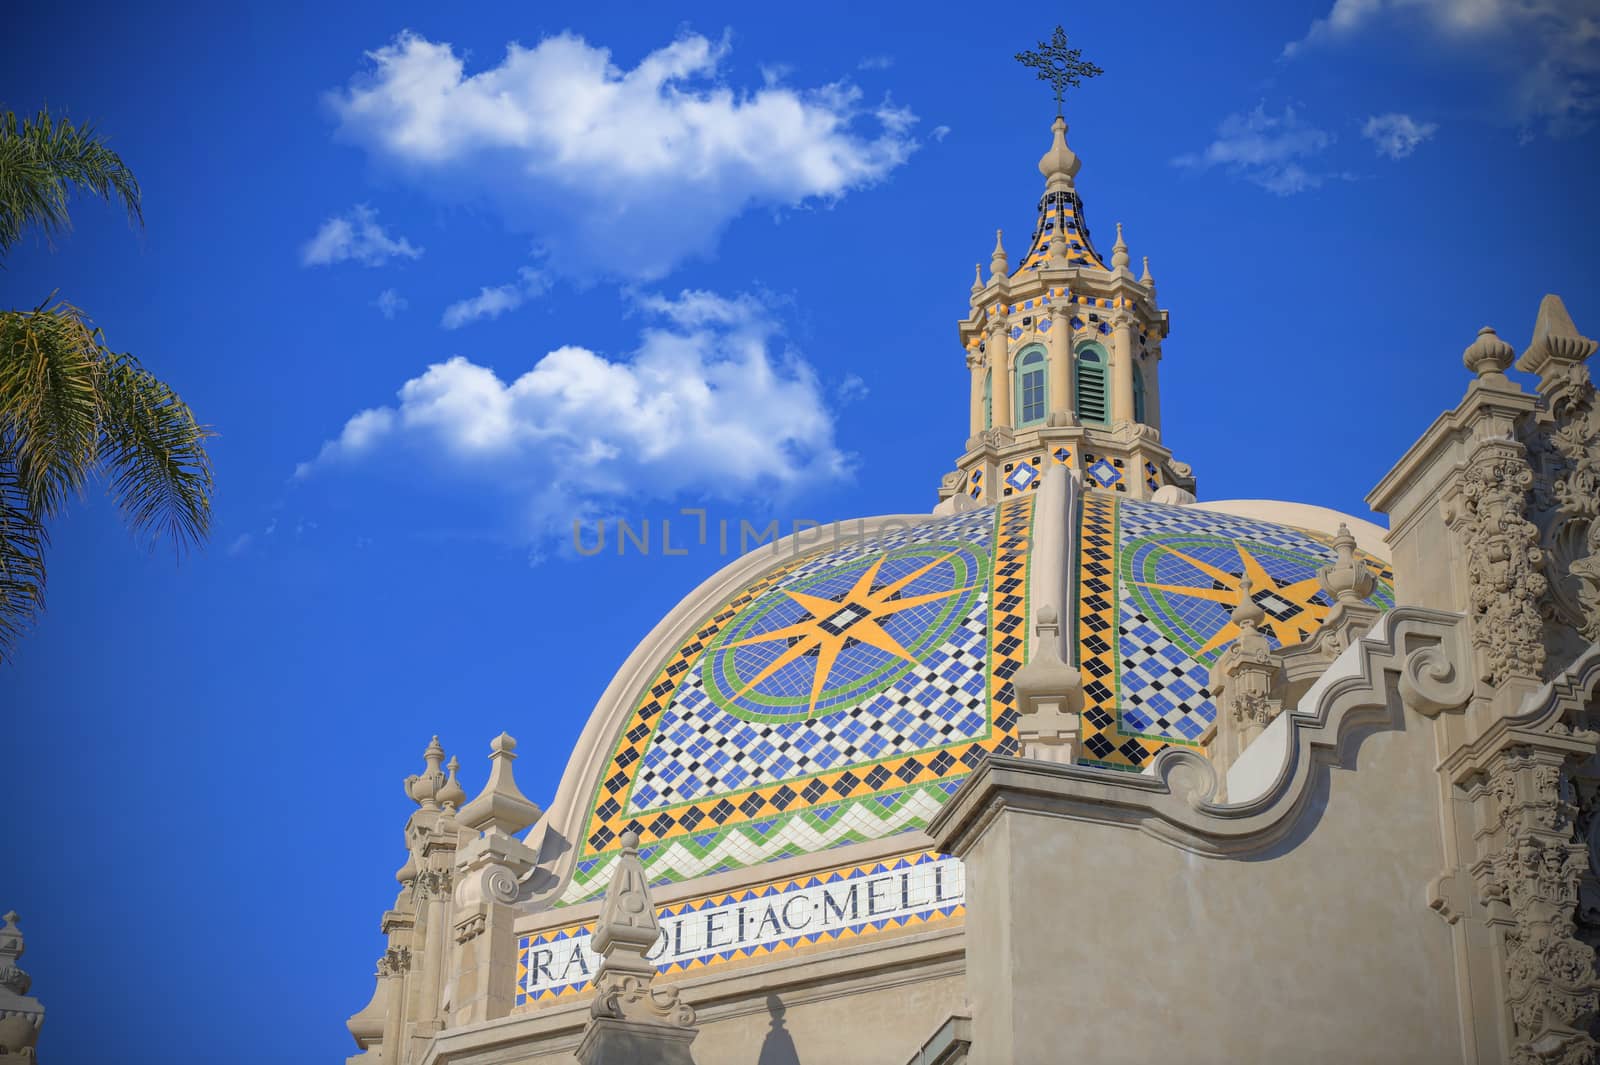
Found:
[757,994,800,1065]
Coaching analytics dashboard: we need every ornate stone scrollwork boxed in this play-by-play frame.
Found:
[1448,452,1549,687]
[376,946,412,977]
[590,973,697,1027]
[1526,361,1600,647]
[1470,741,1600,1064]
[1399,643,1474,718]
[413,866,455,902]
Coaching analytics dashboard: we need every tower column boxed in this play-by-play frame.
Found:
[1143,343,1163,433]
[1047,306,1073,420]
[1110,311,1136,425]
[967,348,985,435]
[988,316,1013,429]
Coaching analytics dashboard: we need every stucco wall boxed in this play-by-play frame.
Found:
[964,715,1462,1065]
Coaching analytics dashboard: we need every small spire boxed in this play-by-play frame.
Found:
[1037,115,1081,189]
[1318,523,1376,605]
[587,829,697,1029]
[1111,222,1130,270]
[1230,576,1266,632]
[459,732,544,836]
[1140,255,1152,284]
[971,262,984,295]
[438,756,466,812]
[989,229,1008,281]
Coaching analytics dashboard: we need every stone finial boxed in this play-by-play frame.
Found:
[1140,255,1152,284]
[1517,293,1598,405]
[1463,325,1515,380]
[0,911,25,987]
[1317,524,1376,605]
[438,756,466,812]
[989,229,1008,282]
[592,831,663,972]
[1037,115,1081,187]
[1111,222,1130,270]
[459,732,544,837]
[1519,293,1598,370]
[1230,576,1267,635]
[970,263,984,296]
[405,735,449,810]
[582,830,698,1055]
[0,911,43,1060]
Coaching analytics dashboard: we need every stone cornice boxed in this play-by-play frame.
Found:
[1367,378,1538,523]
[929,607,1471,860]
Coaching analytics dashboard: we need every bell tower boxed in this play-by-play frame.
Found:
[936,116,1195,508]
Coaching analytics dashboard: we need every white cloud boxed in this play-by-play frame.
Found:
[930,125,952,142]
[1172,104,1343,195]
[1284,0,1600,135]
[837,373,869,404]
[297,290,850,529]
[227,533,252,556]
[1362,112,1439,157]
[440,267,549,329]
[326,30,919,279]
[374,288,408,318]
[858,55,894,70]
[301,205,423,267]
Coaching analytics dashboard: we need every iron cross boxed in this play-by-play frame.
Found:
[1015,26,1104,114]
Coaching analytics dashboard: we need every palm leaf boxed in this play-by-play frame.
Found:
[0,107,142,258]
[0,445,47,660]
[97,348,214,552]
[0,299,102,520]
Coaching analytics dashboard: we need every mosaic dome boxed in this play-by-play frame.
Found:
[556,492,1394,904]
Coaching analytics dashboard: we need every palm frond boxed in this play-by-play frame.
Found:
[0,299,101,520]
[97,348,214,552]
[0,445,48,662]
[0,107,143,257]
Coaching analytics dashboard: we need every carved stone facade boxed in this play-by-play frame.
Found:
[1521,296,1600,671]
[0,912,42,1061]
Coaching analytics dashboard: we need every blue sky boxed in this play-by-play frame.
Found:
[2,2,1597,1062]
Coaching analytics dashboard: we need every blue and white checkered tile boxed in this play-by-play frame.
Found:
[627,613,990,813]
[1117,611,1213,741]
[1117,498,1338,557]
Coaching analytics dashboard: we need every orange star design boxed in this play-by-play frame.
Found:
[1131,543,1348,657]
[727,550,975,716]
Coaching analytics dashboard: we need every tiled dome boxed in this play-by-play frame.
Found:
[557,492,1393,904]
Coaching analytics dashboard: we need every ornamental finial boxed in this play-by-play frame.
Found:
[1112,222,1130,269]
[1015,26,1103,116]
[990,229,1008,281]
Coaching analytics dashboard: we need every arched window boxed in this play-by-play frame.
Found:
[1074,345,1108,425]
[983,368,993,429]
[1015,348,1047,428]
[1133,363,1147,424]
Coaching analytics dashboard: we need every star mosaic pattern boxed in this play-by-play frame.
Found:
[561,500,1034,904]
[560,491,1394,901]
[1075,494,1396,770]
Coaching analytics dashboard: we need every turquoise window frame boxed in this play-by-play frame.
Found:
[1074,343,1109,425]
[1015,346,1047,427]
